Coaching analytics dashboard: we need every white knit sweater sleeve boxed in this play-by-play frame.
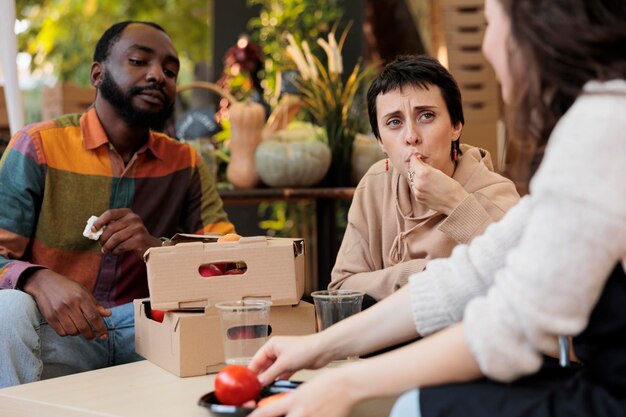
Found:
[463,81,626,381]
[408,195,531,336]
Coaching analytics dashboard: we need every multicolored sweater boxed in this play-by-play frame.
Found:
[0,108,234,307]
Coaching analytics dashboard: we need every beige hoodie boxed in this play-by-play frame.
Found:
[329,144,520,300]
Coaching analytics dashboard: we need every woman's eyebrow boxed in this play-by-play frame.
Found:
[412,105,438,111]
[382,105,438,119]
[382,109,403,119]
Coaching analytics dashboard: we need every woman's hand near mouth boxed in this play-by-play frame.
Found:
[407,154,468,215]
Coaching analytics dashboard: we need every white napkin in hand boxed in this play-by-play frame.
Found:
[83,215,105,240]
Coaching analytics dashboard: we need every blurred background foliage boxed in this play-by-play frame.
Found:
[247,0,343,101]
[15,0,212,87]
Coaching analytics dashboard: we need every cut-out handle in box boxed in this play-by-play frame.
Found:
[198,261,248,278]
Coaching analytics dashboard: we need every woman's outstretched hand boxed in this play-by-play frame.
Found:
[248,367,358,417]
[248,334,332,386]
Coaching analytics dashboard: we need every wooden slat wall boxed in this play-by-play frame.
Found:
[440,0,502,168]
[408,0,503,169]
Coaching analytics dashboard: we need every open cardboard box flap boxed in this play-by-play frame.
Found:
[144,235,306,310]
[134,298,316,377]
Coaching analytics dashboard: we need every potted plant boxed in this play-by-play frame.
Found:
[285,26,372,187]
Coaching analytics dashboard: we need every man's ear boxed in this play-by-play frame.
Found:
[90,62,103,88]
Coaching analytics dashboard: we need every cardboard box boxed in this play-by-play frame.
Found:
[144,235,306,309]
[136,234,313,376]
[134,299,316,377]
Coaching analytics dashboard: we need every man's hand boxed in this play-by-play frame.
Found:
[22,269,112,340]
[93,208,161,257]
[407,155,468,216]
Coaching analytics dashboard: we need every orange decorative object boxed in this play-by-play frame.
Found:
[217,233,242,242]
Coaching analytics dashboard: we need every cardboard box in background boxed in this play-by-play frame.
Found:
[136,235,313,377]
[134,299,315,377]
[42,82,95,120]
[144,235,306,309]
[436,0,502,169]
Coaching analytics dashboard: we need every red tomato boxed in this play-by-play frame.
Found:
[151,309,166,323]
[199,264,223,277]
[214,365,261,406]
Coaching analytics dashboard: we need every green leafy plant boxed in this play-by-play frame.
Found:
[258,201,313,238]
[247,0,343,100]
[285,26,374,186]
[211,118,233,189]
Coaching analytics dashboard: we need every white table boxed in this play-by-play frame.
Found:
[0,360,395,417]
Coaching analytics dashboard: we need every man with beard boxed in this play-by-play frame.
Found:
[0,21,235,387]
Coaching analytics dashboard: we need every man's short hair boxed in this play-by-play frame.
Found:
[93,21,167,63]
[366,55,464,140]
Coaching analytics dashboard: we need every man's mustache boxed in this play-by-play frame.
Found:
[128,85,167,97]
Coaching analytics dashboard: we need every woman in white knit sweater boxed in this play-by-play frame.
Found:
[248,1,626,416]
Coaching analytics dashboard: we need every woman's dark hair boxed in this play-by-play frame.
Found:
[501,0,626,186]
[93,21,167,63]
[366,55,464,159]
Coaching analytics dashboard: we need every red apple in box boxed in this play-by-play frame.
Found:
[151,308,166,323]
[199,263,223,277]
